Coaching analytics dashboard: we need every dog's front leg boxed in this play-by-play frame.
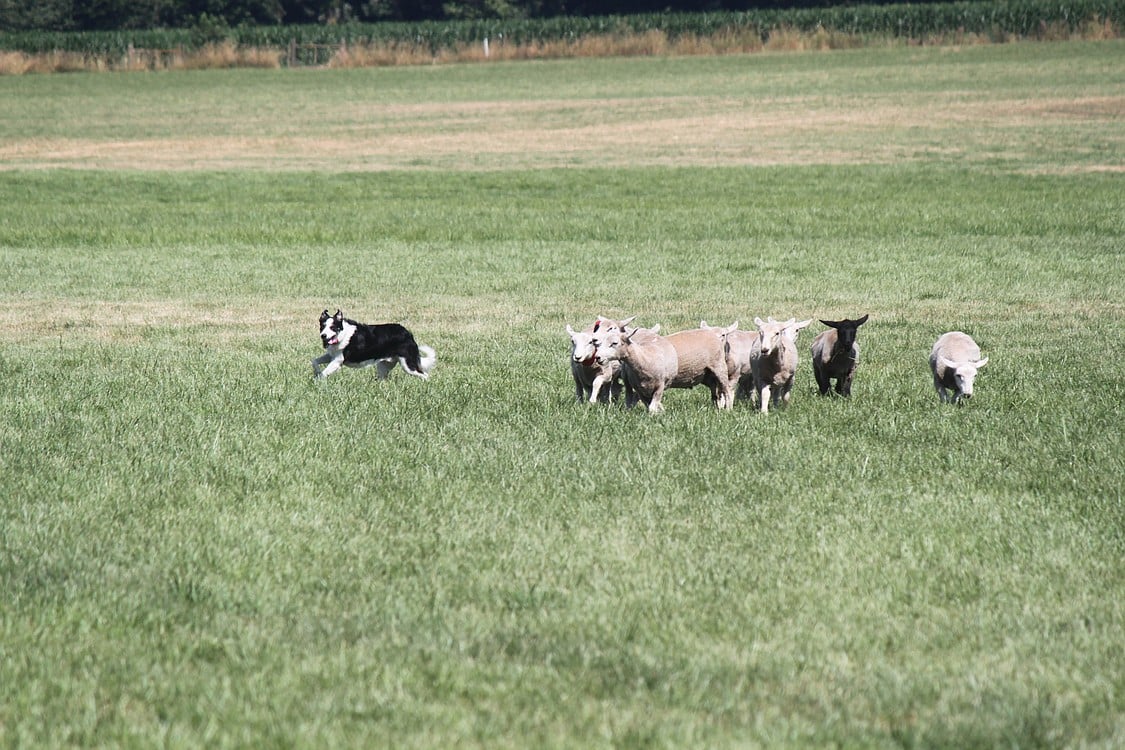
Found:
[315,354,345,379]
[311,352,333,377]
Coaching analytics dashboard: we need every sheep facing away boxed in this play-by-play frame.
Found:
[565,316,634,403]
[749,317,812,413]
[930,331,989,404]
[810,314,869,397]
[593,324,733,414]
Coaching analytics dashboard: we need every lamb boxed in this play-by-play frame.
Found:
[593,324,733,414]
[930,331,988,404]
[749,317,812,413]
[810,314,869,397]
[565,316,634,403]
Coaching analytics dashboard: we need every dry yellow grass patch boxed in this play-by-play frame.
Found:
[0,300,304,344]
[1,92,1120,172]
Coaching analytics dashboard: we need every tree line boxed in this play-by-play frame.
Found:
[0,0,945,32]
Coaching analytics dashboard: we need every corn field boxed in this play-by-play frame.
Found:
[1,0,1122,63]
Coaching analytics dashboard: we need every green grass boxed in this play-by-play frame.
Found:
[1,41,1124,748]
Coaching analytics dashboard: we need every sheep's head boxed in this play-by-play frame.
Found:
[592,323,659,366]
[753,317,787,356]
[591,327,625,366]
[940,356,988,399]
[566,325,597,367]
[591,315,635,336]
[820,314,868,350]
[701,320,739,339]
[784,318,813,343]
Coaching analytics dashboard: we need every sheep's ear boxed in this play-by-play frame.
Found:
[767,316,777,324]
[794,319,812,330]
[620,315,636,327]
[938,356,958,370]
[566,324,575,336]
[728,321,739,332]
[650,323,661,334]
[700,320,709,329]
[855,314,869,326]
[976,357,989,368]
[820,319,840,328]
[754,317,766,328]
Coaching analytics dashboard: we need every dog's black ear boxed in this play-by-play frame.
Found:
[320,309,330,322]
[333,309,343,321]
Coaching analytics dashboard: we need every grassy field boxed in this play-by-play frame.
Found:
[1,41,1123,748]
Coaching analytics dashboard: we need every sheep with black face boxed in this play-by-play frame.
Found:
[810,314,869,397]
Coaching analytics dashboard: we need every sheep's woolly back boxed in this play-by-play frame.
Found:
[931,331,982,366]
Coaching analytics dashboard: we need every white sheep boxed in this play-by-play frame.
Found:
[593,324,732,414]
[930,331,988,404]
[565,316,634,403]
[701,320,757,402]
[749,316,812,413]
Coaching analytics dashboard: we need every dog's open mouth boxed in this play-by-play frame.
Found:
[326,336,339,346]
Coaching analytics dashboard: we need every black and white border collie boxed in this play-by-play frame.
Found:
[312,309,436,381]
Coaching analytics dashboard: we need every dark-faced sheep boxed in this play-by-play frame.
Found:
[810,314,869,397]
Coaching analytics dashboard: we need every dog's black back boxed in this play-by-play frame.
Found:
[348,321,424,372]
[321,310,425,374]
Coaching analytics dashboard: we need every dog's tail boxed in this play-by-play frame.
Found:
[418,345,437,375]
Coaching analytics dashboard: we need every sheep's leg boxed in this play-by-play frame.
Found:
[624,380,640,409]
[838,368,855,397]
[758,384,771,413]
[813,365,831,396]
[933,374,950,403]
[590,373,611,403]
[647,385,666,414]
[736,376,754,401]
[716,373,734,410]
[610,376,624,403]
[572,371,586,401]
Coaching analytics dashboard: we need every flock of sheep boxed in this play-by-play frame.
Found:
[565,315,989,414]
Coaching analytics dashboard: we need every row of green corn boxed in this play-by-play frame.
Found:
[2,0,1121,58]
